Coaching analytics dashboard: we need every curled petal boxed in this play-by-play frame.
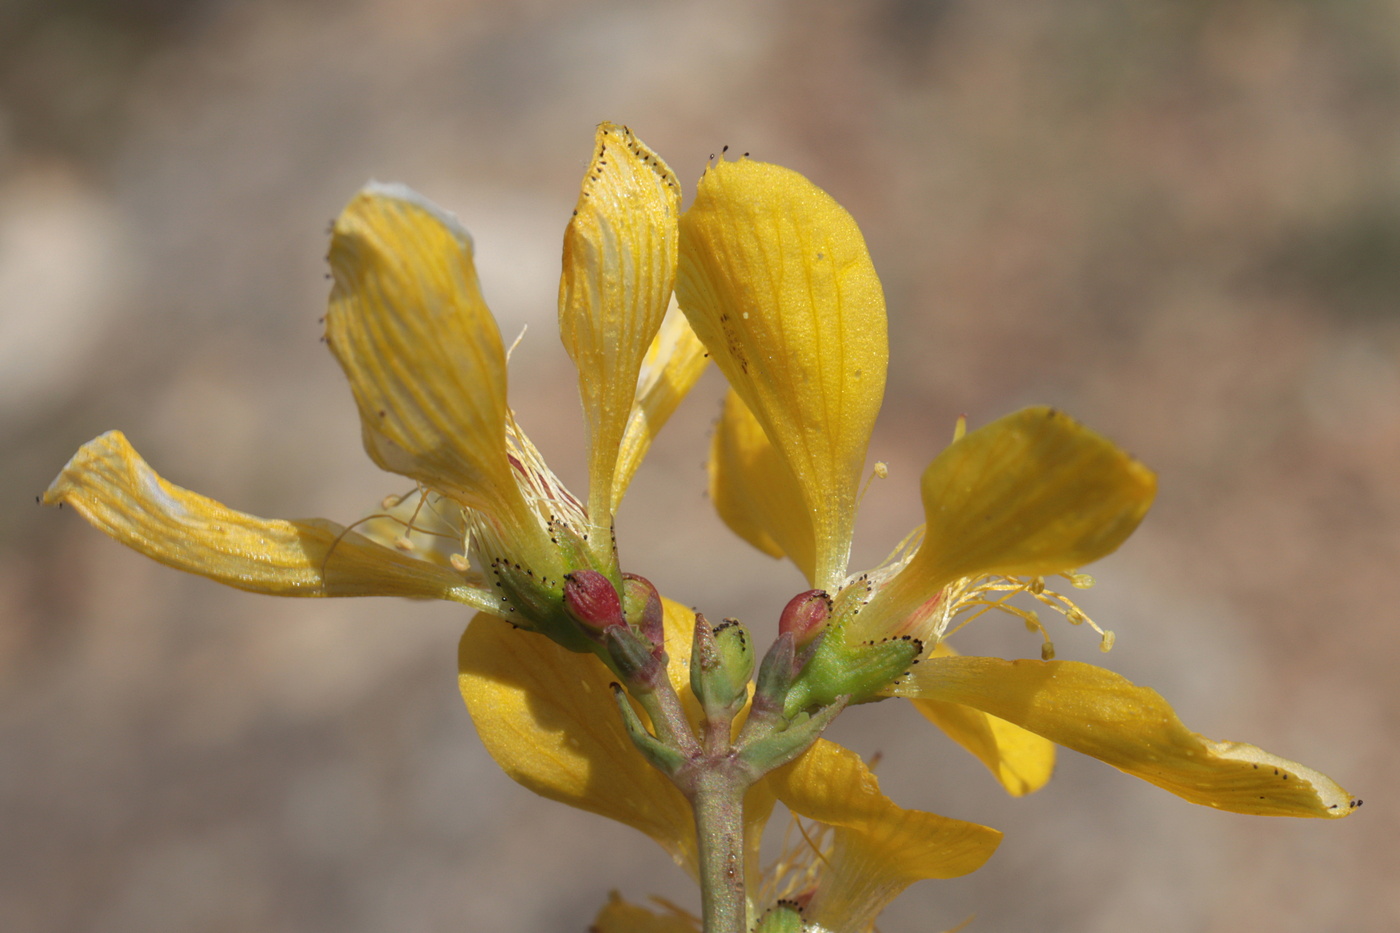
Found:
[46,432,489,606]
[896,656,1362,818]
[867,407,1155,627]
[560,123,680,537]
[612,304,710,511]
[678,158,886,590]
[709,388,816,581]
[326,184,531,533]
[768,739,1002,932]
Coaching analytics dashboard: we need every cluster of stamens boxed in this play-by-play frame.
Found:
[932,571,1110,661]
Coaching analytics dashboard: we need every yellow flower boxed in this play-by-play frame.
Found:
[678,154,1360,820]
[43,124,708,628]
[459,595,1001,933]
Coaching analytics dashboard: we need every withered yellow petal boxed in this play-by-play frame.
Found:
[869,407,1155,625]
[897,656,1362,818]
[909,644,1055,797]
[612,304,710,511]
[46,432,487,604]
[326,184,525,525]
[560,124,680,536]
[590,892,698,933]
[677,158,887,590]
[768,739,1001,931]
[458,600,699,873]
[708,388,816,582]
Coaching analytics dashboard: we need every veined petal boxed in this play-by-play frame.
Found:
[708,388,816,582]
[910,644,1055,797]
[867,407,1155,627]
[326,184,532,534]
[612,303,710,511]
[560,123,680,542]
[896,656,1362,818]
[677,158,887,591]
[459,598,698,872]
[591,892,699,933]
[768,739,1002,932]
[46,432,489,606]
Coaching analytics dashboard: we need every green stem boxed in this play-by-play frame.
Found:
[691,762,749,933]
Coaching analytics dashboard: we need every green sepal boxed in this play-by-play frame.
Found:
[608,683,686,777]
[752,900,806,933]
[489,557,593,654]
[782,633,921,718]
[604,624,666,691]
[738,698,845,777]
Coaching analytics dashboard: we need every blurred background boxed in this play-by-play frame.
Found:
[3,0,1397,930]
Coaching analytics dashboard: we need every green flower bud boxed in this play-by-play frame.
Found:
[752,900,806,933]
[690,614,754,717]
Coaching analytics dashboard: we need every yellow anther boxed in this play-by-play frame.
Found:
[1028,576,1045,595]
[1041,641,1056,661]
[1099,630,1116,652]
[873,461,889,479]
[450,553,471,573]
[381,494,403,509]
[1067,572,1095,589]
[394,536,415,552]
[951,415,967,443]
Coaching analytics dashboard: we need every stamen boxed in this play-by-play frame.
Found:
[506,323,528,361]
[855,460,889,510]
[924,571,1108,659]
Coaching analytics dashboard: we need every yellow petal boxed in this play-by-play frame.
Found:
[909,641,1054,797]
[708,388,816,581]
[897,656,1362,818]
[459,599,698,872]
[591,892,698,933]
[560,123,680,540]
[326,184,531,533]
[868,407,1155,626]
[911,699,1056,797]
[677,158,887,590]
[612,303,711,511]
[46,432,489,605]
[768,739,1002,931]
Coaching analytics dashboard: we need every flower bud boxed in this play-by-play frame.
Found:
[562,569,625,632]
[778,589,831,646]
[620,572,664,651]
[752,900,804,933]
[691,614,754,717]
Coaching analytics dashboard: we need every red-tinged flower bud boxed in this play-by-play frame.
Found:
[621,572,664,651]
[778,589,831,645]
[562,570,624,632]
